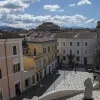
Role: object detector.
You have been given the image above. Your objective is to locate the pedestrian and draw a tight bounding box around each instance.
[72,61,75,69]
[75,62,78,72]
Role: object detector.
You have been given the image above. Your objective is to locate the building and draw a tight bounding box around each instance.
[0,31,23,100]
[56,31,97,65]
[23,36,57,84]
[36,22,60,31]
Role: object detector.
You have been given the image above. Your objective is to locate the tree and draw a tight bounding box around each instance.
[22,39,28,48]
[67,54,75,65]
[22,39,29,55]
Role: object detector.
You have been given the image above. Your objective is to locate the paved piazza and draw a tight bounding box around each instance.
[16,68,100,100]
[66,90,100,100]
[56,71,94,90]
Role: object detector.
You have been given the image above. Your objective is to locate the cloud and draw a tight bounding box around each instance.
[58,9,64,12]
[0,0,39,13]
[44,4,61,12]
[77,0,91,6]
[69,4,75,7]
[0,12,97,29]
[85,19,97,24]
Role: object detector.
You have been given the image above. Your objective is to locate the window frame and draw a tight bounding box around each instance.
[70,42,72,46]
[77,50,79,54]
[77,42,80,46]
[76,56,80,61]
[85,42,87,46]
[63,56,66,61]
[48,46,50,52]
[13,63,20,73]
[70,50,72,55]
[63,49,65,54]
[33,48,36,56]
[63,42,65,46]
[12,45,17,55]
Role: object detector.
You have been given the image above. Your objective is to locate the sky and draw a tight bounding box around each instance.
[0,0,99,29]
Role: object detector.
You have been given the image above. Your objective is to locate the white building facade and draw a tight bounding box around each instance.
[57,31,97,65]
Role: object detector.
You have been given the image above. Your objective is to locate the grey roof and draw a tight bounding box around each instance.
[28,37,57,43]
[55,31,97,39]
[0,30,23,39]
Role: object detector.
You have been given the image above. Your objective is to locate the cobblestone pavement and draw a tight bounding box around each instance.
[66,90,100,100]
[56,71,94,90]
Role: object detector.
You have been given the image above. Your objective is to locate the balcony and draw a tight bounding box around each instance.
[34,53,42,60]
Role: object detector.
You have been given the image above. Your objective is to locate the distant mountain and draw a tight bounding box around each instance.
[63,26,96,29]
[0,26,24,31]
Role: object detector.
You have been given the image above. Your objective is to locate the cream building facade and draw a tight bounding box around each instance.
[56,31,97,65]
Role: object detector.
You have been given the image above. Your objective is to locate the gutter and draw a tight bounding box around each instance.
[4,39,11,99]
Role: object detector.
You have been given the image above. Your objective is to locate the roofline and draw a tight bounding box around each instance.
[28,39,57,43]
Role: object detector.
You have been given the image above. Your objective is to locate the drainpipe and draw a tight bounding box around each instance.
[4,39,11,100]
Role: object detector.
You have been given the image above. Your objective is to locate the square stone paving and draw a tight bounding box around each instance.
[56,71,93,90]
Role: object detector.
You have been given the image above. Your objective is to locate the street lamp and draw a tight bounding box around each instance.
[54,69,56,91]
[63,63,66,86]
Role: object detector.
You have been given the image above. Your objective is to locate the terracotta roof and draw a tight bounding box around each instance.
[0,30,23,39]
[55,31,97,39]
[28,37,57,43]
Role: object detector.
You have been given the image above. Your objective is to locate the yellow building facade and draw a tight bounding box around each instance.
[23,37,57,83]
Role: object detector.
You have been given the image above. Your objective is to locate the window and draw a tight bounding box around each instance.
[37,74,39,82]
[48,57,50,62]
[44,59,46,64]
[0,69,2,79]
[63,42,65,46]
[70,50,72,54]
[85,42,87,46]
[70,42,72,46]
[84,57,87,61]
[52,46,53,50]
[48,47,50,52]
[13,63,20,73]
[76,56,80,61]
[57,50,59,53]
[55,53,57,58]
[0,90,2,100]
[43,48,46,53]
[25,79,29,87]
[63,50,65,54]
[77,50,79,54]
[57,42,59,45]
[52,55,53,59]
[13,46,17,55]
[63,56,66,61]
[85,50,87,55]
[77,42,80,46]
[34,48,36,56]
[55,45,57,50]
[32,75,35,84]
[40,71,42,79]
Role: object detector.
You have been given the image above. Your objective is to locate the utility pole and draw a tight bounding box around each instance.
[54,70,55,91]
[63,64,66,86]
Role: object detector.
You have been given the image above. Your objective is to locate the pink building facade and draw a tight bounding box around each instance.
[0,38,24,100]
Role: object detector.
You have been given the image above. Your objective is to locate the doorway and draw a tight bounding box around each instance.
[0,90,2,100]
[15,82,20,95]
[49,66,51,74]
[45,68,46,76]
[36,73,39,82]
[84,57,87,65]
